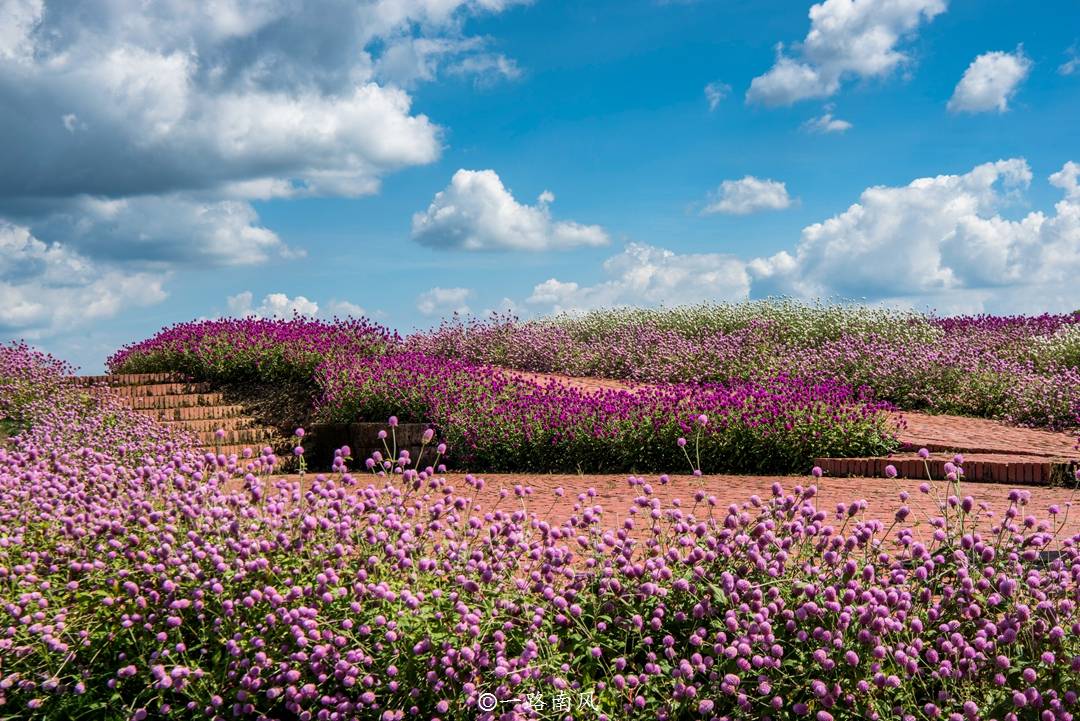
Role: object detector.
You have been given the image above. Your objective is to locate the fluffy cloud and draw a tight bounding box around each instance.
[0,221,166,336]
[224,292,367,319]
[524,160,1080,316]
[747,0,946,106]
[702,176,793,215]
[0,0,527,267]
[802,106,853,133]
[411,169,610,251]
[704,81,730,111]
[947,48,1032,113]
[17,195,296,267]
[749,159,1080,309]
[416,287,473,316]
[226,292,319,319]
[525,243,751,313]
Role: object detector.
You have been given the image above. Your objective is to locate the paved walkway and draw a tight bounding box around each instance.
[267,470,1080,543]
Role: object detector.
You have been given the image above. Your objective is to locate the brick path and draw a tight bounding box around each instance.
[270,470,1080,543]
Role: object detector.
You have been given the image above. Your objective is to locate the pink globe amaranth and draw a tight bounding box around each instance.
[885,464,898,478]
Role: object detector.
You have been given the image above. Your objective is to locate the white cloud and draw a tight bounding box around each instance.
[704,81,730,111]
[324,299,367,318]
[224,292,368,319]
[0,0,42,62]
[417,286,473,316]
[526,243,751,313]
[23,195,296,267]
[948,48,1031,113]
[1060,45,1079,76]
[802,106,853,133]
[702,176,793,215]
[747,0,946,106]
[375,35,522,88]
[411,169,610,251]
[520,160,1080,317]
[0,0,529,267]
[749,159,1080,309]
[226,291,319,319]
[0,221,166,336]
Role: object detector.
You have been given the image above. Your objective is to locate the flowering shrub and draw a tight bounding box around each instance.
[1,371,1079,719]
[411,303,1080,429]
[108,316,400,383]
[315,352,898,473]
[1,342,74,433]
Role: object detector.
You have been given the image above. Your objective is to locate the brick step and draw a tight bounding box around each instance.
[93,381,214,398]
[148,405,249,421]
[161,417,263,433]
[200,444,288,460]
[74,372,189,386]
[128,393,230,410]
[814,453,1080,486]
[190,428,280,444]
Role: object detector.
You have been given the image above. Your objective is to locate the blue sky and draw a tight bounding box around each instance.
[1,0,1079,371]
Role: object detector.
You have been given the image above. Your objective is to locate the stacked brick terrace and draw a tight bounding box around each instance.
[74,373,283,456]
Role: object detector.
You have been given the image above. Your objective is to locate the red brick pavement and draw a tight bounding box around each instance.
[267,470,1080,543]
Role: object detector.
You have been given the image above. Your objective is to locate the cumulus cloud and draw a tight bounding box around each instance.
[224,292,367,319]
[702,176,793,215]
[749,159,1080,309]
[522,160,1080,316]
[525,243,751,313]
[0,220,166,336]
[416,287,473,316]
[324,299,368,318]
[947,48,1031,113]
[411,169,610,251]
[802,106,853,133]
[0,0,528,267]
[747,0,946,106]
[704,81,730,111]
[226,291,319,319]
[16,195,296,267]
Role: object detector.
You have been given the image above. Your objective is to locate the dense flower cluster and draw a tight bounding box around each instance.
[1,345,1079,720]
[316,352,897,473]
[108,316,401,383]
[410,302,1080,429]
[1,342,74,433]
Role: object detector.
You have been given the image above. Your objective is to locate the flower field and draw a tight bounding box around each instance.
[411,302,1080,430]
[107,309,908,474]
[3,341,1080,719]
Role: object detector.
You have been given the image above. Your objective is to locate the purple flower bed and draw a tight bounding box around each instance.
[108,316,400,383]
[1,344,1079,720]
[1,342,74,433]
[105,311,900,473]
[316,352,898,473]
[409,303,1080,430]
